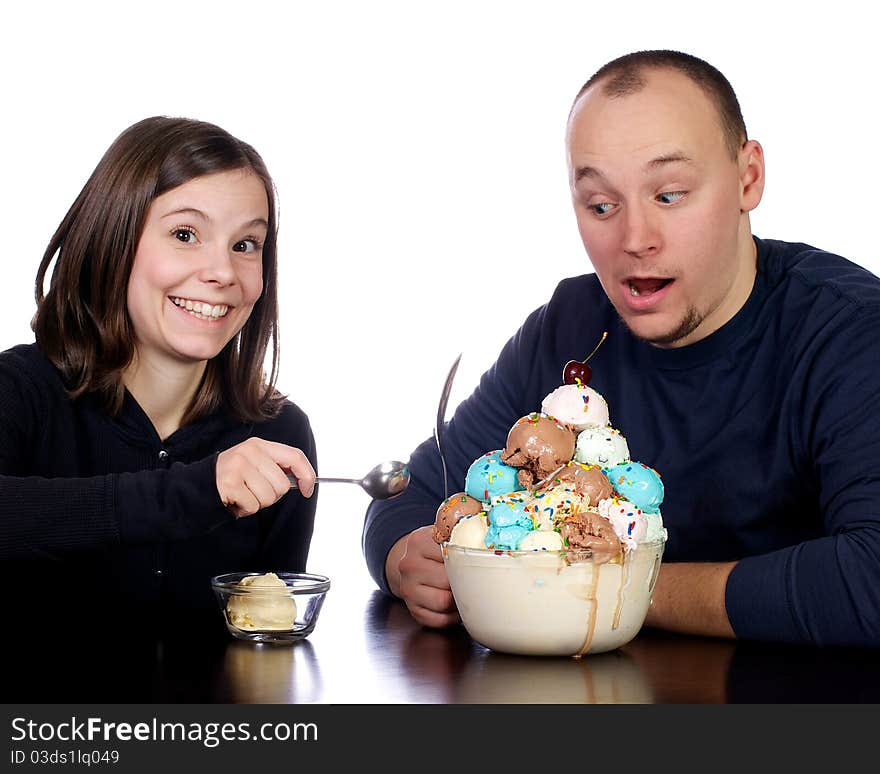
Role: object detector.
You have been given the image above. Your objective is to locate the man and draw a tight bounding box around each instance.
[362,50,880,647]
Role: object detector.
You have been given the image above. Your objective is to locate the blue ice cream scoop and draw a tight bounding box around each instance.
[465,450,523,504]
[605,461,664,513]
[484,524,532,550]
[488,496,536,528]
[484,496,536,550]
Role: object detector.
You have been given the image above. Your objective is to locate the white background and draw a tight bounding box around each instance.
[2,1,877,591]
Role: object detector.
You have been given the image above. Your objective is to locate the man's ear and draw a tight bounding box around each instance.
[739,139,765,213]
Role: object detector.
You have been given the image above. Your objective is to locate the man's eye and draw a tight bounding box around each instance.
[172,227,197,243]
[657,191,686,204]
[590,202,615,216]
[232,238,262,254]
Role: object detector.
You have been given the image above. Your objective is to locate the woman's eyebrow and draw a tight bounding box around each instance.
[159,210,268,229]
[160,207,210,221]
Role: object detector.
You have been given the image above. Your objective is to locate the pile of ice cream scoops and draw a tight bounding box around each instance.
[432,379,666,561]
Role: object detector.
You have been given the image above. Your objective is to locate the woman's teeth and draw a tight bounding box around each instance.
[171,297,229,319]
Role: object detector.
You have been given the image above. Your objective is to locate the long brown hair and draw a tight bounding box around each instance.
[33,116,284,424]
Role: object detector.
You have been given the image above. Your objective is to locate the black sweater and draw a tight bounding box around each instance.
[363,236,880,647]
[0,344,317,628]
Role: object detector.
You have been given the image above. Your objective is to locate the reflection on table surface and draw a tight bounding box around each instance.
[9,582,880,703]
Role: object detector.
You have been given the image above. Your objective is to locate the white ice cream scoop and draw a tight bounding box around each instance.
[541,383,610,430]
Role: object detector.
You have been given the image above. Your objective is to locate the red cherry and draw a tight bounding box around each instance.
[562,360,592,385]
[562,331,608,385]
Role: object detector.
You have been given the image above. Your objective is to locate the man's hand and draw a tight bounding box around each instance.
[645,561,737,638]
[385,525,460,628]
[216,437,316,518]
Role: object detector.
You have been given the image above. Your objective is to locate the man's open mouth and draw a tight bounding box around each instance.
[627,278,673,297]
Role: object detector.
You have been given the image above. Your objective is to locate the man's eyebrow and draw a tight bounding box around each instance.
[574,153,695,184]
[645,152,694,170]
[574,165,607,184]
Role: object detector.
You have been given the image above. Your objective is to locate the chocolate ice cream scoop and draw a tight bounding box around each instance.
[433,492,484,544]
[540,461,613,506]
[501,412,576,489]
[559,511,623,563]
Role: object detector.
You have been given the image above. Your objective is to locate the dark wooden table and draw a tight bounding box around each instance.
[11,578,880,703]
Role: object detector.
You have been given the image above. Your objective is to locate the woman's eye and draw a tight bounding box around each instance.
[657,191,686,204]
[173,227,197,243]
[590,202,615,216]
[232,238,261,254]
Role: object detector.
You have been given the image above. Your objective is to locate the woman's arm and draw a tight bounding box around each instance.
[253,402,319,572]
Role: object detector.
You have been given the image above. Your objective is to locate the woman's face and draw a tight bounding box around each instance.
[126,168,268,367]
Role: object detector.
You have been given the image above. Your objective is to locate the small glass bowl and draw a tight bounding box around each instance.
[211,571,330,644]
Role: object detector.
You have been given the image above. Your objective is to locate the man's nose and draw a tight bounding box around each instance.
[621,202,660,257]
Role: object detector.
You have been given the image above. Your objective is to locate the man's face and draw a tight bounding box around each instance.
[566,68,762,347]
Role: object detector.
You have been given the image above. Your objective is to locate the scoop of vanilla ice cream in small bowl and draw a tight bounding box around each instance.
[212,571,330,644]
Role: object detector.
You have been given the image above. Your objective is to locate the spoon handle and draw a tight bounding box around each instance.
[286,474,360,489]
[434,353,462,499]
[433,428,447,500]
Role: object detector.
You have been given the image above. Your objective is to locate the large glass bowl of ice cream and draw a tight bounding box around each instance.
[433,343,667,657]
[442,538,664,657]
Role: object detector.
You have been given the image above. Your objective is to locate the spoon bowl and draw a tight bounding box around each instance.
[287,460,410,500]
[358,460,411,499]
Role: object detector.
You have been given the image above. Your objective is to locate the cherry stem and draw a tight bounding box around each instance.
[582,331,608,363]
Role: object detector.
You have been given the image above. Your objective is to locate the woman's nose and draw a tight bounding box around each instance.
[198,242,237,286]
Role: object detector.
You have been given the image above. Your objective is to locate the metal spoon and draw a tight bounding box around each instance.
[286,460,411,500]
[434,353,462,499]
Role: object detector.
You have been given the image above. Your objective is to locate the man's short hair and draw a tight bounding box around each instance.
[573,50,747,159]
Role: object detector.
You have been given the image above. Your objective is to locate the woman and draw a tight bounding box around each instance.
[0,116,317,631]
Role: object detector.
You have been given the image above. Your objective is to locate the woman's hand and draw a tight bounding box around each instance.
[216,437,316,518]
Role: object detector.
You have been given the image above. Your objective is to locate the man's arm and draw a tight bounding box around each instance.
[721,301,880,647]
[645,287,880,647]
[645,561,737,638]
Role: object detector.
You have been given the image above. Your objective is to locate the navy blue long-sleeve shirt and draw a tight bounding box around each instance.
[0,343,317,629]
[363,236,880,647]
